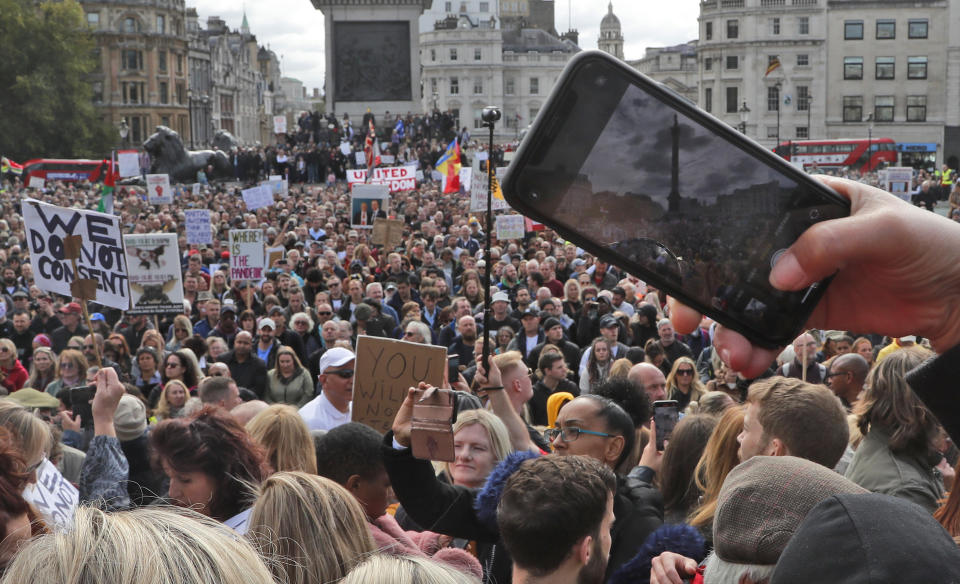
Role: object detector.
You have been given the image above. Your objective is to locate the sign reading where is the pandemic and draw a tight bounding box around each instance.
[229,229,265,282]
[23,199,130,310]
[124,233,184,315]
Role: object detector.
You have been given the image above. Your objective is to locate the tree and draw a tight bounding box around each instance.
[0,0,113,161]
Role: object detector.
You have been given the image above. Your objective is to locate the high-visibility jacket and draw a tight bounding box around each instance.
[942,168,954,186]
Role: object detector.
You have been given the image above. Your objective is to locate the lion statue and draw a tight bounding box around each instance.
[212,129,240,153]
[143,126,233,183]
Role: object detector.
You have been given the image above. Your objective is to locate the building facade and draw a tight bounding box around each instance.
[598,2,624,60]
[81,0,190,148]
[631,42,699,105]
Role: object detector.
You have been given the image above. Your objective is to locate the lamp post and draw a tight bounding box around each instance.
[479,105,501,373]
[738,100,750,134]
[806,95,813,139]
[775,81,782,152]
[432,91,439,113]
[119,118,129,147]
[201,94,210,146]
[866,112,875,172]
[187,88,194,149]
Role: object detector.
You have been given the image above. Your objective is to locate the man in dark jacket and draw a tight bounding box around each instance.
[217,331,268,398]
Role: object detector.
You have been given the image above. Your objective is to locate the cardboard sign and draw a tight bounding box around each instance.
[146,174,173,204]
[470,166,510,212]
[118,149,141,178]
[459,167,472,193]
[273,115,287,134]
[192,182,201,195]
[28,176,45,189]
[229,229,265,282]
[242,185,273,211]
[496,215,526,240]
[23,199,129,310]
[185,209,213,245]
[355,151,367,166]
[883,166,914,201]
[351,184,390,229]
[371,166,416,192]
[347,169,367,184]
[266,246,285,269]
[351,336,447,434]
[125,233,184,315]
[372,218,405,248]
[22,459,78,528]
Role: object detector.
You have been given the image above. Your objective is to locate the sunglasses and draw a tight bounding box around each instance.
[317,311,332,316]
[166,362,181,368]
[0,347,8,354]
[677,369,695,376]
[325,369,354,379]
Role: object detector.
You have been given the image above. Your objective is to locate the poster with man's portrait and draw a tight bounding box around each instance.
[350,184,390,229]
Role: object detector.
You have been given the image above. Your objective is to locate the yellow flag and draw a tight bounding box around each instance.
[491,174,504,200]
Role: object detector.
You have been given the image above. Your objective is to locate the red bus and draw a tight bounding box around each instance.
[774,138,897,172]
[22,158,111,183]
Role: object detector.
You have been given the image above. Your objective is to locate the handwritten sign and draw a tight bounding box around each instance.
[185,209,213,245]
[23,199,129,310]
[22,459,78,528]
[146,174,173,204]
[273,115,287,134]
[470,166,510,212]
[496,215,526,240]
[28,176,45,189]
[266,246,285,269]
[242,185,273,211]
[118,149,141,178]
[372,218,405,248]
[229,229,265,282]
[352,336,447,434]
[125,233,184,315]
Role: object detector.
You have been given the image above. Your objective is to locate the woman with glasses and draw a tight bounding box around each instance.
[157,350,202,405]
[43,349,88,397]
[291,312,322,357]
[26,347,56,394]
[495,326,515,355]
[266,346,314,408]
[666,356,707,412]
[165,315,193,353]
[0,339,28,394]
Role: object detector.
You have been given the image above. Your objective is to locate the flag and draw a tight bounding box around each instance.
[98,158,115,214]
[491,173,504,201]
[435,139,461,194]
[363,119,380,172]
[1,157,23,176]
[765,58,781,77]
[394,118,405,141]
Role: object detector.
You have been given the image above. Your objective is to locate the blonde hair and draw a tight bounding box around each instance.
[443,409,513,482]
[154,380,189,422]
[608,357,633,380]
[342,554,480,584]
[55,349,88,382]
[0,506,275,584]
[689,405,745,530]
[0,339,16,364]
[0,401,52,463]
[492,350,524,378]
[665,357,706,401]
[246,405,318,474]
[247,472,375,584]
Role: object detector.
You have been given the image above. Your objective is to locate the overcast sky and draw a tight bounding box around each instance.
[190,0,699,96]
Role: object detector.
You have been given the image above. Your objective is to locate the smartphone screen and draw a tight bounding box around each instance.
[653,400,680,451]
[504,52,850,347]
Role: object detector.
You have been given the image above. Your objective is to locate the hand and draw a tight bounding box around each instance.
[938,456,956,492]
[669,176,960,378]
[58,411,82,433]
[92,367,125,437]
[638,419,665,474]
[650,551,699,584]
[473,353,503,389]
[392,382,432,448]
[451,372,470,394]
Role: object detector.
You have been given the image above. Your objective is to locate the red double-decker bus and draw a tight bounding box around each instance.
[775,138,898,172]
[22,158,111,183]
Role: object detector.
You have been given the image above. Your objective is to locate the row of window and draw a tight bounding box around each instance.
[431,76,540,95]
[429,47,484,62]
[705,16,810,40]
[843,56,928,80]
[87,13,181,36]
[121,49,185,75]
[705,53,809,72]
[844,19,928,40]
[443,1,491,12]
[843,95,927,122]
[704,85,810,113]
[119,80,187,106]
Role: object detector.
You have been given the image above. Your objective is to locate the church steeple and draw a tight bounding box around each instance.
[598,2,624,60]
[241,9,250,35]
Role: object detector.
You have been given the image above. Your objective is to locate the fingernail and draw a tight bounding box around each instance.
[769,251,808,290]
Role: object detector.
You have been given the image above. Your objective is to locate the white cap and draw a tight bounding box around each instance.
[259,318,276,331]
[491,291,510,304]
[319,347,355,373]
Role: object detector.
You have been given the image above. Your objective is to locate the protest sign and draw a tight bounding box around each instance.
[415,170,424,182]
[184,209,213,245]
[352,336,447,434]
[118,149,141,178]
[192,183,201,195]
[266,246,285,269]
[242,185,273,211]
[371,166,416,192]
[28,176,45,189]
[146,174,173,205]
[22,459,78,528]
[347,169,367,184]
[23,200,129,310]
[380,155,396,165]
[372,218,405,248]
[264,175,288,197]
[883,167,914,202]
[229,229,265,282]
[459,167,472,193]
[351,184,390,229]
[124,233,184,315]
[340,141,352,156]
[470,166,510,212]
[496,215,526,240]
[355,151,367,167]
[273,115,287,134]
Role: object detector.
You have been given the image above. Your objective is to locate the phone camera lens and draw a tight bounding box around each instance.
[530,192,540,200]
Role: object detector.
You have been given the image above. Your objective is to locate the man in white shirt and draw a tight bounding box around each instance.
[299,347,356,432]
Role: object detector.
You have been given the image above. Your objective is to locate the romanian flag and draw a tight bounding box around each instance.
[1,157,23,176]
[98,158,116,214]
[435,139,461,194]
[765,58,781,77]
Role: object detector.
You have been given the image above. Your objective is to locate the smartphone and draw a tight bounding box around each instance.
[502,51,850,348]
[653,400,680,451]
[69,385,97,430]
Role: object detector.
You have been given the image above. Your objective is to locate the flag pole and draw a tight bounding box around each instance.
[480,106,501,371]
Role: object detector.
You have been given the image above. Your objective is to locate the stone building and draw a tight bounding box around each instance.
[631,42,699,105]
[598,2,624,60]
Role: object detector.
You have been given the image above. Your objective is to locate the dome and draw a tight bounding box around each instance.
[601,2,620,29]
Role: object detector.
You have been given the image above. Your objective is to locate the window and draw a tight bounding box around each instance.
[875,56,895,79]
[505,78,515,95]
[157,15,165,34]
[909,19,928,39]
[770,17,780,35]
[704,57,713,71]
[176,83,185,105]
[474,48,482,61]
[86,12,99,28]
[908,56,928,79]
[430,49,436,61]
[843,96,863,122]
[726,55,739,70]
[767,85,780,111]
[529,107,539,121]
[705,21,713,40]
[844,20,863,40]
[796,126,809,139]
[844,57,863,80]
[530,78,539,95]
[797,85,810,111]
[460,2,467,11]
[874,96,894,121]
[430,77,437,95]
[122,49,143,70]
[450,48,458,61]
[450,77,459,94]
[727,20,738,39]
[473,78,483,94]
[480,1,489,11]
[161,116,170,127]
[445,1,452,11]
[726,86,738,114]
[704,87,713,113]
[797,54,809,66]
[769,54,780,66]
[798,16,810,35]
[122,82,145,104]
[876,19,896,39]
[474,109,484,129]
[158,51,167,72]
[176,54,183,75]
[767,127,778,139]
[123,17,139,33]
[92,81,103,102]
[159,82,168,104]
[907,95,927,121]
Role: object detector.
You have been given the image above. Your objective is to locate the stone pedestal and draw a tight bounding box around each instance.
[311,0,433,121]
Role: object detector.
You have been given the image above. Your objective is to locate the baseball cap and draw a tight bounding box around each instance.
[318,347,355,374]
[599,315,619,328]
[90,313,106,322]
[220,303,238,315]
[59,302,82,314]
[520,307,540,319]
[259,318,276,330]
[491,291,510,304]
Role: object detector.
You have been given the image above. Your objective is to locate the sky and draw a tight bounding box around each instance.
[190,0,700,96]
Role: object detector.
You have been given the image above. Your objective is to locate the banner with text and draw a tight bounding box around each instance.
[146,174,173,205]
[371,166,416,192]
[496,215,526,240]
[242,185,273,211]
[23,200,129,310]
[124,233,184,315]
[229,229,265,282]
[22,459,78,528]
[347,169,367,185]
[184,209,213,245]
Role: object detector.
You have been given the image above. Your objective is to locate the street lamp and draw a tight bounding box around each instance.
[187,88,194,149]
[738,100,750,134]
[806,95,813,140]
[432,91,439,113]
[119,118,129,147]
[201,94,210,146]
[866,112,875,172]
[775,81,782,151]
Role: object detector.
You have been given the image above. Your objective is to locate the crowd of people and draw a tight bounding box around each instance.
[0,142,958,584]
